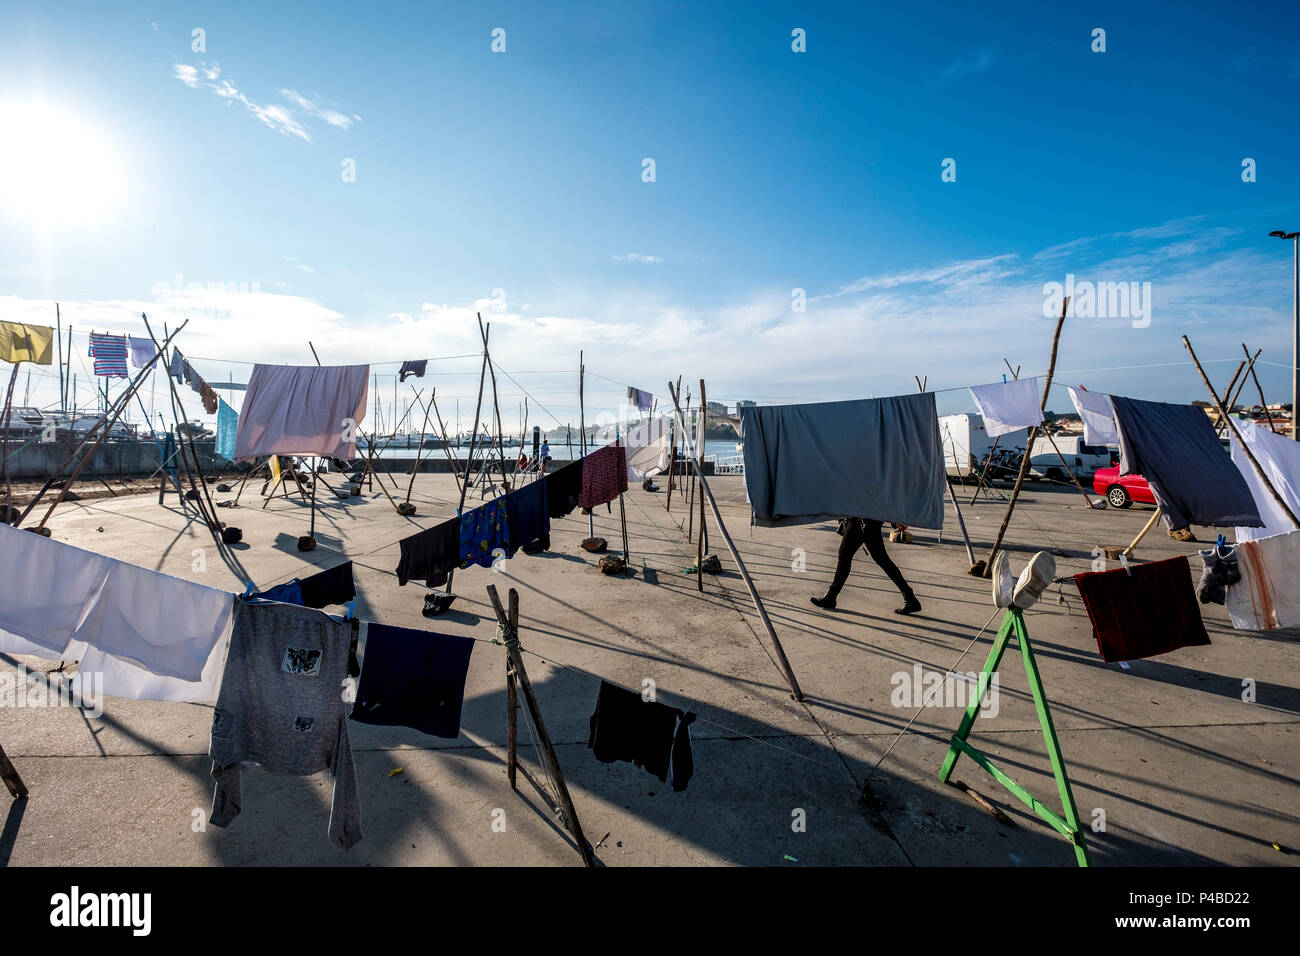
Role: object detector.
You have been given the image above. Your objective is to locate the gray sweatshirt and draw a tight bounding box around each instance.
[208,600,362,849]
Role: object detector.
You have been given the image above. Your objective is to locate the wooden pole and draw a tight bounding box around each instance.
[1183,335,1300,529]
[477,314,512,492]
[668,382,804,701]
[1243,344,1278,434]
[0,741,27,799]
[485,584,595,867]
[428,391,464,496]
[579,352,593,538]
[980,297,1070,576]
[1042,431,1101,508]
[405,389,433,504]
[506,589,519,790]
[2,362,20,520]
[916,376,977,565]
[1121,508,1162,557]
[443,338,490,595]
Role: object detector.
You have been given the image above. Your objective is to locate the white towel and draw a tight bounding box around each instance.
[1067,387,1119,446]
[0,523,233,682]
[1229,418,1300,543]
[969,377,1044,437]
[128,335,157,369]
[1226,529,1300,630]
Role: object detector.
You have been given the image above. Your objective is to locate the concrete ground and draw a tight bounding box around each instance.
[1,468,1297,867]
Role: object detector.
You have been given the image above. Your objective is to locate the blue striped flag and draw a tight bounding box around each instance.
[89,333,129,379]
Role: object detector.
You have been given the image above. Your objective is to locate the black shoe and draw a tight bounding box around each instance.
[895,596,922,615]
[810,594,838,610]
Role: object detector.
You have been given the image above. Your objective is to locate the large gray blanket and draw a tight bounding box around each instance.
[739,392,946,529]
[1110,395,1262,530]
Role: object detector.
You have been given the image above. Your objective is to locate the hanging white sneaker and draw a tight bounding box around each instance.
[991,550,1014,608]
[1012,551,1056,610]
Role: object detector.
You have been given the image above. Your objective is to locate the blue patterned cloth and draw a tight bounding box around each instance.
[215,398,238,460]
[459,497,510,569]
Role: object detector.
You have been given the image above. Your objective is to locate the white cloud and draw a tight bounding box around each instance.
[172,64,357,143]
[613,253,663,264]
[941,49,994,81]
[5,218,1293,424]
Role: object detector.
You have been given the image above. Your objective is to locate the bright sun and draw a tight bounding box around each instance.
[0,101,126,231]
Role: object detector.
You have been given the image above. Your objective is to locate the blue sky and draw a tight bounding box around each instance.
[1,0,1298,430]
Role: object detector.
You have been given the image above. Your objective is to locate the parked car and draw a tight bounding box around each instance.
[1027,435,1114,482]
[1093,465,1157,508]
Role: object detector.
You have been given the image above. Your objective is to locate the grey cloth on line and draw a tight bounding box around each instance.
[1111,395,1263,530]
[208,600,362,850]
[738,391,946,529]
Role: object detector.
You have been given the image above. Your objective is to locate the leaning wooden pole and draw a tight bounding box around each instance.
[443,339,490,596]
[0,740,27,799]
[668,382,804,701]
[1243,343,1278,434]
[404,389,433,505]
[979,297,1070,576]
[485,584,595,867]
[477,314,512,493]
[1183,335,1300,529]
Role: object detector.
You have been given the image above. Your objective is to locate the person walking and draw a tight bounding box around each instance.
[540,439,551,474]
[811,517,922,615]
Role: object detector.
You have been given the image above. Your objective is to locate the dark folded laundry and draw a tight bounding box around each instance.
[299,561,356,609]
[505,479,549,556]
[1110,396,1262,530]
[587,680,695,792]
[1074,555,1212,662]
[1197,546,1240,605]
[578,445,628,510]
[544,458,583,519]
[351,623,474,738]
[399,359,427,382]
[396,516,461,588]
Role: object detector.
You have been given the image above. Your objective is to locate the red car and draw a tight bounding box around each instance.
[1093,466,1157,509]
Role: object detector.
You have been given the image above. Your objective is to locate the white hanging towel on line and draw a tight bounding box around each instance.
[0,522,233,683]
[1226,529,1300,630]
[127,335,157,369]
[66,615,233,704]
[1229,418,1300,543]
[1067,387,1120,446]
[969,377,1044,438]
[626,416,671,481]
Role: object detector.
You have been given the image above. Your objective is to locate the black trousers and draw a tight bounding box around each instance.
[825,518,914,601]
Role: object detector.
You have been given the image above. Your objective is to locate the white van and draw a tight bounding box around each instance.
[1027,435,1113,482]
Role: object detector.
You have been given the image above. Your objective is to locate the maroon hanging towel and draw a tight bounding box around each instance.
[1073,555,1211,662]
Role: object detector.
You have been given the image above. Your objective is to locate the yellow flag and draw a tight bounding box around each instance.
[0,321,54,365]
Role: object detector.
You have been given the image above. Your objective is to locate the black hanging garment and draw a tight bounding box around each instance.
[399,359,428,382]
[587,680,695,791]
[396,516,462,587]
[298,561,357,609]
[544,458,584,519]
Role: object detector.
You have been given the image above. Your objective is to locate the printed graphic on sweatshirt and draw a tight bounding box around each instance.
[211,708,232,739]
[281,646,322,676]
[293,716,315,733]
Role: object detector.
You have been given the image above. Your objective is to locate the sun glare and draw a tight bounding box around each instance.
[0,101,126,232]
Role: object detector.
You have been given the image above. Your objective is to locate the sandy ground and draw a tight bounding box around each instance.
[1,470,1297,867]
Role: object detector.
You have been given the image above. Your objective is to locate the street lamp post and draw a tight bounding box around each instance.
[1269,230,1300,439]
